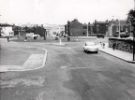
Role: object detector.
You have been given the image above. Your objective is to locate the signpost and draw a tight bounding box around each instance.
[133,30,135,61]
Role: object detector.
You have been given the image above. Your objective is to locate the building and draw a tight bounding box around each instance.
[107,20,131,37]
[0,24,14,37]
[45,25,65,38]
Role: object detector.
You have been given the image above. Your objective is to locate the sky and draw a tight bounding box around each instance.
[0,0,134,25]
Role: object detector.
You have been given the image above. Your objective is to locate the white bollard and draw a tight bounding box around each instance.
[59,38,62,45]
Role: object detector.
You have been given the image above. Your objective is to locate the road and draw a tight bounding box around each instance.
[0,42,135,100]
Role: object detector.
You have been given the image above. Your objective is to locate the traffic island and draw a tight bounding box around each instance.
[0,45,48,72]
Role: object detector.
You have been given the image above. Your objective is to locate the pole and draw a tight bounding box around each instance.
[133,33,135,61]
[0,15,1,37]
[59,26,62,45]
[91,24,93,35]
[133,0,135,61]
[118,19,121,38]
[134,0,135,10]
[67,21,70,41]
[87,23,88,37]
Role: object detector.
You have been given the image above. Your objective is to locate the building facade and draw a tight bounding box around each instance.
[0,24,14,37]
[45,25,65,38]
[107,20,131,37]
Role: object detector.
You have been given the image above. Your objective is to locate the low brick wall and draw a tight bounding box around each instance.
[109,38,135,53]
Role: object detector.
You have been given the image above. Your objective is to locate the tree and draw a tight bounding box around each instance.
[128,10,135,26]
[33,26,46,40]
[67,21,71,41]
[128,9,135,61]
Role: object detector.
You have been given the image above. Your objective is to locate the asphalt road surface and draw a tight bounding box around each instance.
[0,42,135,100]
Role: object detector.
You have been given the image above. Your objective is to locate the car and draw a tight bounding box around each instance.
[83,42,99,53]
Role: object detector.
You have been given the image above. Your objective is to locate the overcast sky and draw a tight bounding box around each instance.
[0,0,134,25]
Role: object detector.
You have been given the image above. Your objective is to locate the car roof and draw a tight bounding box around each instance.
[85,42,95,45]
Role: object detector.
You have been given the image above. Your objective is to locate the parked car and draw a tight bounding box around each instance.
[26,33,39,40]
[83,42,99,53]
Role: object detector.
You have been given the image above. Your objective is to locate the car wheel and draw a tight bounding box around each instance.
[84,50,87,53]
[95,51,98,53]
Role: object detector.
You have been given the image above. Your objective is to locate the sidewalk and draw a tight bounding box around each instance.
[0,38,48,72]
[99,44,135,63]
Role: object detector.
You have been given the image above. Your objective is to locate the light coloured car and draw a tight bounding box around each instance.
[83,42,98,53]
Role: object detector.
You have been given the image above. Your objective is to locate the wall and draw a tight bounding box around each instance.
[109,38,134,53]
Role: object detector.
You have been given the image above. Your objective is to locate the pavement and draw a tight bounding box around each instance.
[0,38,48,72]
[99,43,135,63]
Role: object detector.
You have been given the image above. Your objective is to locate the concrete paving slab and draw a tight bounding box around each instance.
[0,48,47,72]
[99,44,135,63]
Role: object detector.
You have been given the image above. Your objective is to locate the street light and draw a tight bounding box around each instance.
[133,0,135,61]
[0,15,1,23]
[87,23,89,37]
[0,15,1,37]
[134,0,135,10]
[59,26,62,45]
[118,19,121,38]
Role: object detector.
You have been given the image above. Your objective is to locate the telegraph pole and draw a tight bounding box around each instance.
[118,19,121,38]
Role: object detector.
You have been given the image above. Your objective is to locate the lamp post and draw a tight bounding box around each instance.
[87,23,89,37]
[133,28,135,61]
[134,0,135,10]
[67,21,70,41]
[0,15,1,37]
[133,0,135,61]
[118,19,121,38]
[59,26,62,45]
